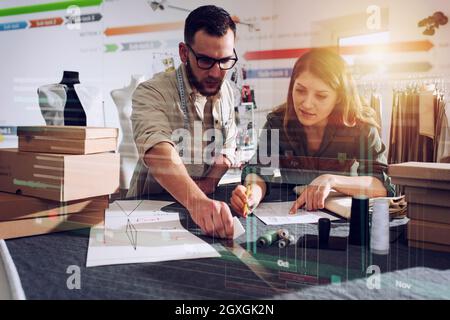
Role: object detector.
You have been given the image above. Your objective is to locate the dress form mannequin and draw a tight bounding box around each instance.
[38,83,66,125]
[60,71,86,126]
[111,74,147,190]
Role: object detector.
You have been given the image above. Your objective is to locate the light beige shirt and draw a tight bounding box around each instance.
[127,64,237,197]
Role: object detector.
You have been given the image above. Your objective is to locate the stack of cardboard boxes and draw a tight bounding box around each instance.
[0,126,120,239]
[389,162,450,253]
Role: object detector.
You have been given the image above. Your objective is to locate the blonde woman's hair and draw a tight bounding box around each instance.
[276,48,377,137]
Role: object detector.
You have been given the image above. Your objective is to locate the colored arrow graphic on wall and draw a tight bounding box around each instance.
[247,62,433,79]
[104,21,184,36]
[0,12,103,32]
[243,40,434,61]
[0,21,27,31]
[103,15,246,37]
[105,44,119,53]
[247,68,292,79]
[123,40,162,51]
[105,41,163,53]
[30,17,63,28]
[66,13,102,24]
[0,0,102,17]
[353,62,433,74]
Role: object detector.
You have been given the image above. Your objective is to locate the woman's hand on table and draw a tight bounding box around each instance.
[290,174,335,213]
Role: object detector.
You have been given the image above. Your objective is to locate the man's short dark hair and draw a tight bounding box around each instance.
[184,5,236,45]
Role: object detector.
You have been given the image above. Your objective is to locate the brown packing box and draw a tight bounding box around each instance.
[18,135,118,155]
[404,186,450,207]
[389,162,450,190]
[408,203,450,224]
[0,191,109,221]
[407,219,450,246]
[408,240,450,254]
[0,209,105,240]
[388,162,450,180]
[0,148,120,201]
[391,177,450,190]
[17,126,118,155]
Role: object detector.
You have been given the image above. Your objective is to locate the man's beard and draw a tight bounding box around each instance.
[186,60,223,97]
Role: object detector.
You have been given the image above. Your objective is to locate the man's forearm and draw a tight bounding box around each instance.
[203,154,232,187]
[144,142,208,211]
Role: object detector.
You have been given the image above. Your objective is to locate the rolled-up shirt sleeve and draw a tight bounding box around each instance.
[131,82,175,168]
[357,125,396,197]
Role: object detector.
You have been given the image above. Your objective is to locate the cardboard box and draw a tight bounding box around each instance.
[408,203,450,225]
[408,219,450,246]
[390,177,450,190]
[408,240,450,253]
[0,148,120,201]
[389,162,450,190]
[18,126,118,155]
[0,209,104,240]
[388,162,450,181]
[0,192,109,221]
[405,186,450,207]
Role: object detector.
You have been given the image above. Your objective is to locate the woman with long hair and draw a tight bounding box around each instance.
[230,48,395,216]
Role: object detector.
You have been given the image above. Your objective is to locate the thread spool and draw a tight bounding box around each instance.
[287,234,295,245]
[278,234,295,248]
[257,230,279,248]
[278,238,288,248]
[277,228,289,239]
[349,195,370,247]
[370,198,390,255]
[318,218,331,246]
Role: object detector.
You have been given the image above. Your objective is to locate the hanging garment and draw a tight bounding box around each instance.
[399,91,408,163]
[419,88,435,139]
[388,91,400,164]
[389,84,448,165]
[409,91,420,161]
[434,95,443,161]
[436,99,450,163]
[370,93,382,133]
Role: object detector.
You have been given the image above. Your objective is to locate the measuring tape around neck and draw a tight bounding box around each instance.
[176,67,190,132]
[175,66,228,149]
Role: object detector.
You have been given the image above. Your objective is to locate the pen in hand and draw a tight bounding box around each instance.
[243,184,252,217]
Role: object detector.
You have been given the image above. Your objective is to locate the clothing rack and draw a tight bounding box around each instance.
[356,81,383,132]
[388,78,448,165]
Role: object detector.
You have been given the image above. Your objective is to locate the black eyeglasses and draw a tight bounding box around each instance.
[186,44,238,70]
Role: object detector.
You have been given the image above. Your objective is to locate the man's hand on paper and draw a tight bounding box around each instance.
[230,184,263,217]
[189,198,234,239]
[289,174,335,213]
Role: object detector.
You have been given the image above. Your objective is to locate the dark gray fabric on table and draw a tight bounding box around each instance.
[272,267,450,300]
[6,184,450,299]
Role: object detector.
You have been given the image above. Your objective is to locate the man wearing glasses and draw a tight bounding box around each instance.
[128,5,238,239]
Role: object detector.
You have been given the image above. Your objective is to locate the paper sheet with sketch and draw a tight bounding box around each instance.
[253,201,339,225]
[86,200,221,267]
